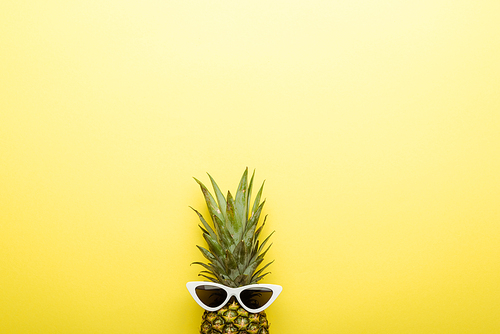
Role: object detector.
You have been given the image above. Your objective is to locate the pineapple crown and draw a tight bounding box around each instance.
[191,168,274,288]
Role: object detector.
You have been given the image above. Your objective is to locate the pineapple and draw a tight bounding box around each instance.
[191,168,275,334]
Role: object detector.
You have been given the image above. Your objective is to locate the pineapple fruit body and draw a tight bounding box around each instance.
[200,299,269,334]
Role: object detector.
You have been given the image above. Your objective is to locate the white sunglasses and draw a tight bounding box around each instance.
[186,281,282,313]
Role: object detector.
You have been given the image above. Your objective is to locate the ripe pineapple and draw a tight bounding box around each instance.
[191,168,275,334]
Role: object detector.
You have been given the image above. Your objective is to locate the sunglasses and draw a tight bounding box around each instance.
[186,281,282,313]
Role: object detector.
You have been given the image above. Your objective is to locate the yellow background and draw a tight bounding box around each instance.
[1,1,499,333]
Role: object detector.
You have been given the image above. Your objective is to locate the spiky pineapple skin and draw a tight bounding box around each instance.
[200,300,270,334]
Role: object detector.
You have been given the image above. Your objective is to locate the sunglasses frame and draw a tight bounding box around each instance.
[186,281,283,313]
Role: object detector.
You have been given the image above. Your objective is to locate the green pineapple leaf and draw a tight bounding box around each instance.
[191,207,217,240]
[234,168,248,236]
[212,214,234,249]
[208,173,227,220]
[251,260,274,281]
[246,170,255,225]
[194,177,223,224]
[251,181,265,219]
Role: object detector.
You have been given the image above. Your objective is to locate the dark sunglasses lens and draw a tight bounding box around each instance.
[240,287,273,310]
[195,285,227,308]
